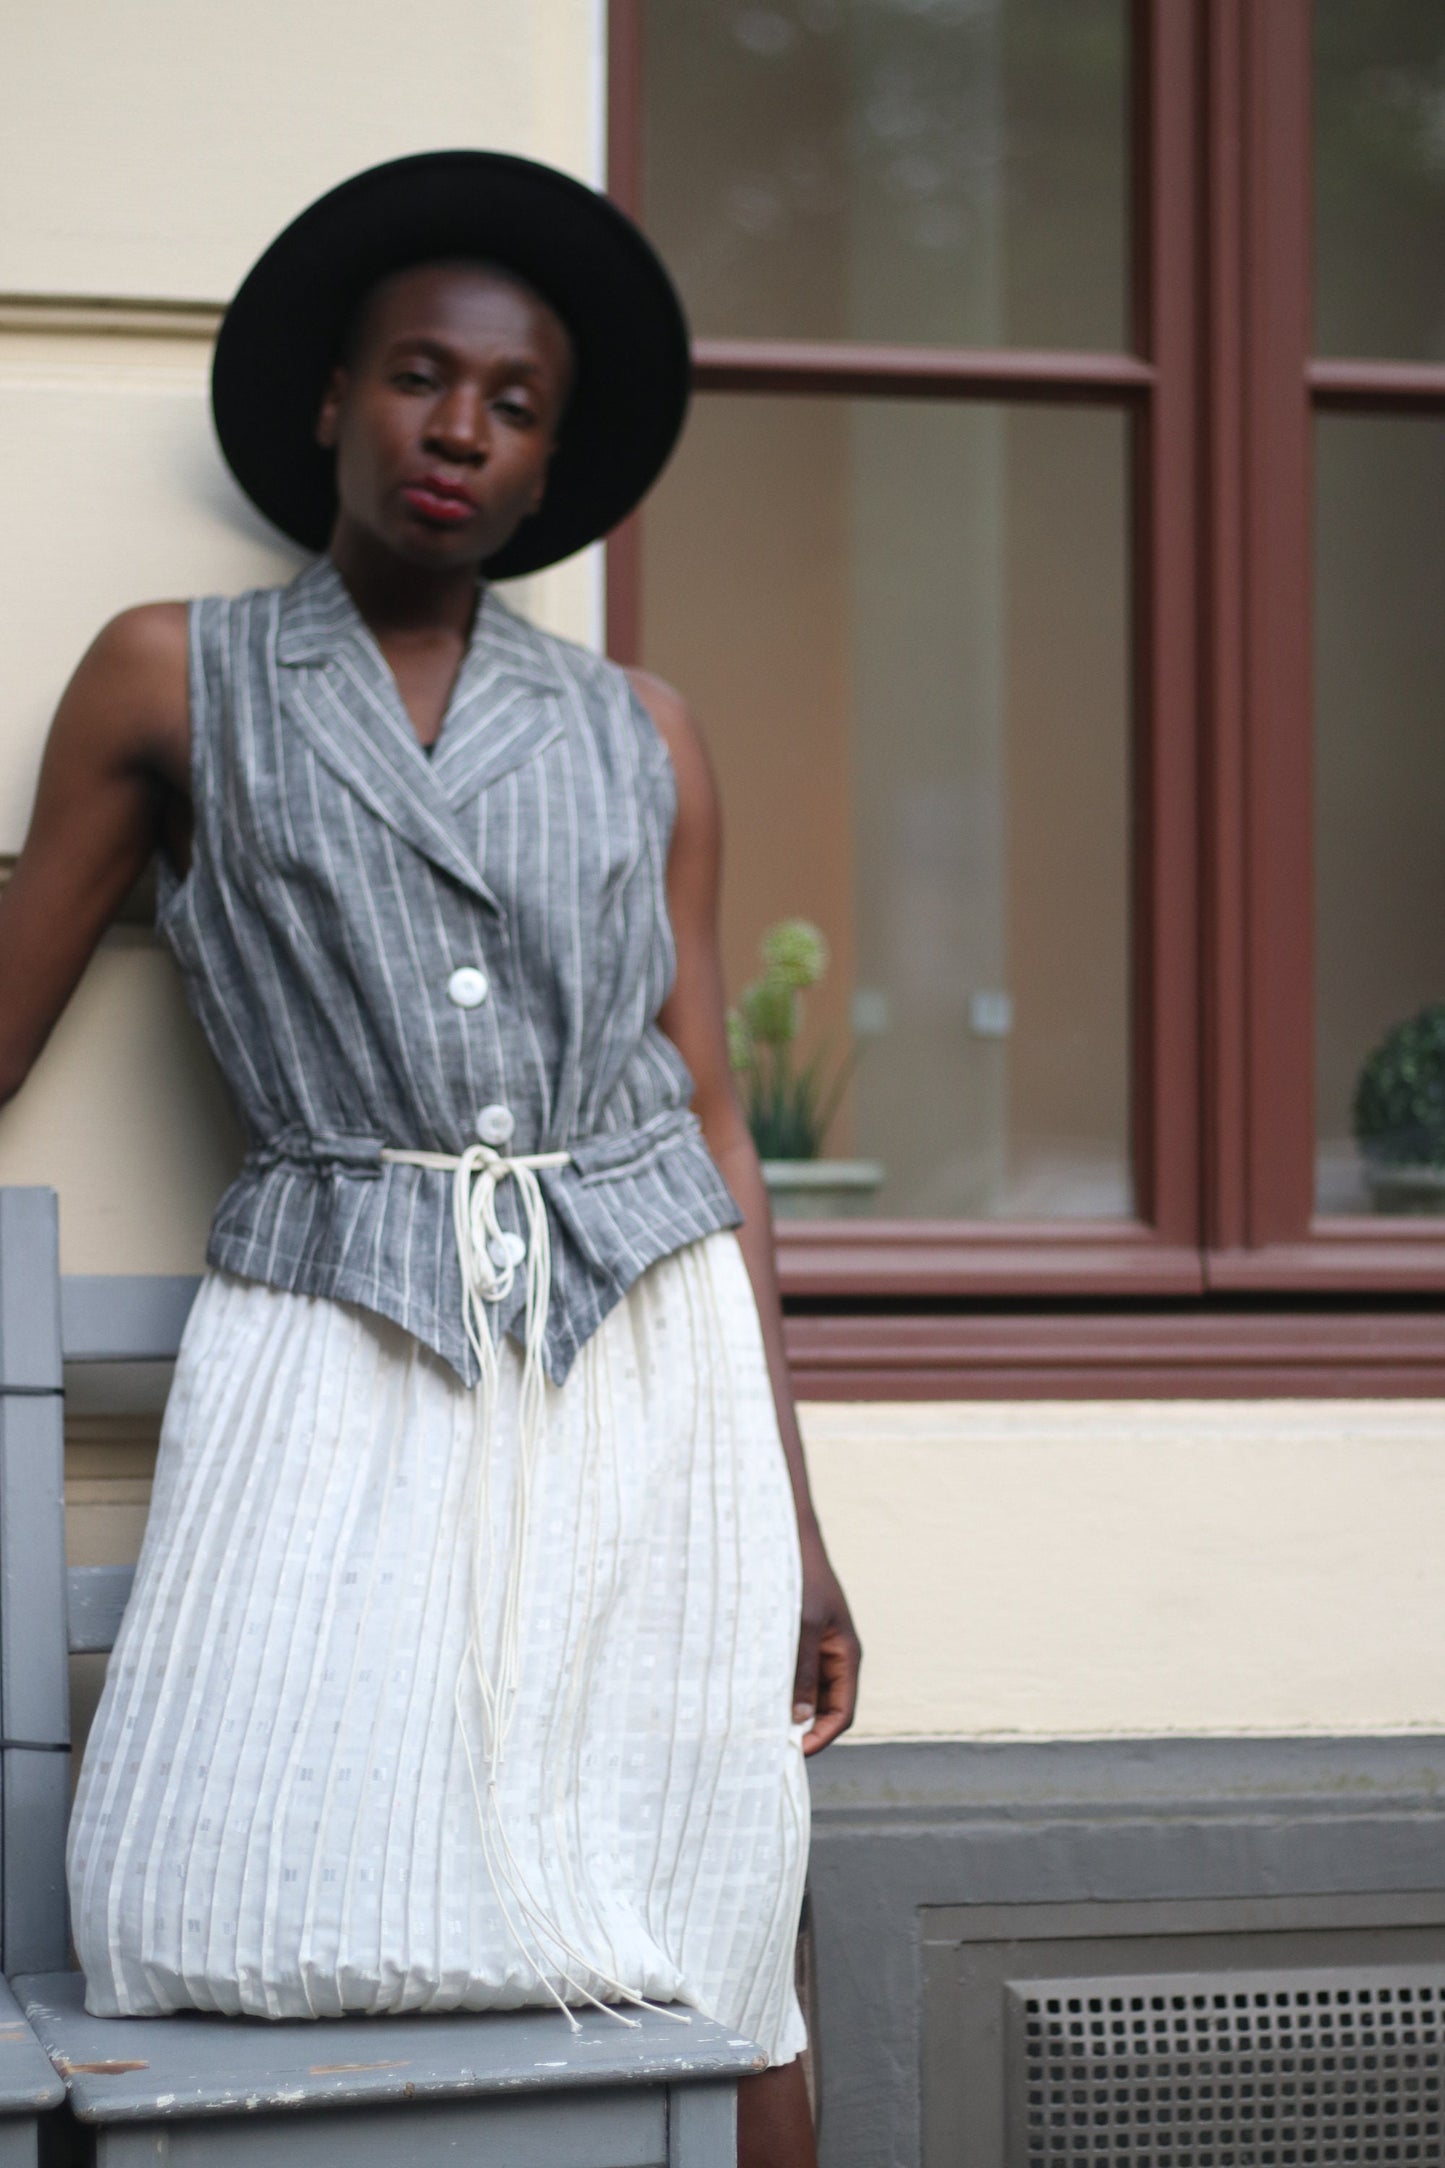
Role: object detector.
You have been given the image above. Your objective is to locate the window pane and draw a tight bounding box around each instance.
[1315,415,1445,1214]
[641,0,1131,352]
[640,396,1133,1220]
[1315,1,1445,360]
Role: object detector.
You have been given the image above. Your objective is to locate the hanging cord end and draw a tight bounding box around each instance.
[432,1140,680,2045]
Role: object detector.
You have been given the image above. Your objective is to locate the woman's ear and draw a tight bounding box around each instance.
[315,367,347,450]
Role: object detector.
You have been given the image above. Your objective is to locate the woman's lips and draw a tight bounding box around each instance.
[401,482,476,526]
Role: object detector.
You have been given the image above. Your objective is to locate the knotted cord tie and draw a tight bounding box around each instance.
[380,1139,571,1384]
[377,1138,685,2032]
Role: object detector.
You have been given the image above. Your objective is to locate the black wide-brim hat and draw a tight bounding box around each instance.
[211,149,691,579]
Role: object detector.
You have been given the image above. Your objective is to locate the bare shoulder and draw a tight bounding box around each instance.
[82,603,188,709]
[56,602,189,781]
[624,667,715,798]
[624,667,722,888]
[623,663,692,741]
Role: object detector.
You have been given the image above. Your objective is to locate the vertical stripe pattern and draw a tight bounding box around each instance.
[160,556,741,1385]
[68,1233,808,2065]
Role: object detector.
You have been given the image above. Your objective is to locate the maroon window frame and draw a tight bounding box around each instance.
[1204,0,1445,1298]
[606,0,1445,1395]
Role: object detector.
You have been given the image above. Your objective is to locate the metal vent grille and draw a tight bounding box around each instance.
[1006,1965,1445,2166]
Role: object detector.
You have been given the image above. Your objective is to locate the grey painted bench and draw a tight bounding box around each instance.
[0,1977,63,2168]
[0,1187,762,2163]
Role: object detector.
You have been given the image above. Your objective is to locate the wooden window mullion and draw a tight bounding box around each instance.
[1202,0,1316,1281]
[1131,0,1204,1253]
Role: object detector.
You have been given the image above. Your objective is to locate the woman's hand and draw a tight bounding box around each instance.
[793,1527,862,1756]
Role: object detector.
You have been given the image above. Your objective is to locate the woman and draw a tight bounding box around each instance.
[0,152,858,2165]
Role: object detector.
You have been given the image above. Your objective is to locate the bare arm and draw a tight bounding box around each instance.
[0,604,190,1107]
[629,666,862,1756]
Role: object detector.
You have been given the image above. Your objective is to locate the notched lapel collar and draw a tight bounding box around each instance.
[275,559,503,914]
[429,589,567,810]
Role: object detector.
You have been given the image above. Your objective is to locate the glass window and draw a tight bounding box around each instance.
[1314,413,1445,1215]
[1314,1,1445,361]
[621,0,1445,1313]
[640,394,1133,1219]
[643,0,1132,353]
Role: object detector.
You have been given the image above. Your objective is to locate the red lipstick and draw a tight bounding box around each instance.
[402,476,476,525]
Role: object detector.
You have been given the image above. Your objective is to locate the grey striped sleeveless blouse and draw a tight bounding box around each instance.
[158,554,740,1386]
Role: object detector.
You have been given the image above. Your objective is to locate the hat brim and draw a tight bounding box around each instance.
[211,150,690,580]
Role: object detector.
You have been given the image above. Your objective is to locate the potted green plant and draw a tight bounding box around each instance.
[727,919,882,1217]
[1352,1001,1445,1212]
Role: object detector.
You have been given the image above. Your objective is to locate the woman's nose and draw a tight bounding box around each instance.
[426,389,487,462]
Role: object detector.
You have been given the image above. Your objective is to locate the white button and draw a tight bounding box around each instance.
[475,1103,516,1147]
[446,966,489,1010]
[489,1231,527,1270]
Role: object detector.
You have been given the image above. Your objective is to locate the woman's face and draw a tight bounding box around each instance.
[317,260,574,571]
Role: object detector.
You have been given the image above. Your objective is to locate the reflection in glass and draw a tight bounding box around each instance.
[640,397,1133,1220]
[1315,416,1445,1213]
[1315,1,1445,360]
[642,0,1131,353]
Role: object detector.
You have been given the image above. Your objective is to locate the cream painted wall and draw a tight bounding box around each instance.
[0,0,600,302]
[0,935,243,1272]
[0,323,300,855]
[805,1398,1445,1740]
[0,0,603,1270]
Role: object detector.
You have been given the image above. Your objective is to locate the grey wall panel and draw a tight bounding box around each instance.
[806,1735,1445,2168]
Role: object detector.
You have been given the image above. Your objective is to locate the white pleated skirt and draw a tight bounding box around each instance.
[68,1231,809,2066]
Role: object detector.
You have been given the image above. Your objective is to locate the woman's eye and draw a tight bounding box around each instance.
[392,368,437,392]
[493,397,536,426]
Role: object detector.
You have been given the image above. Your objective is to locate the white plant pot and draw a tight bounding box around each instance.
[760,1158,884,1219]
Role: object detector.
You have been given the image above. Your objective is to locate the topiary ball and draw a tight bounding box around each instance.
[1352,1002,1445,1168]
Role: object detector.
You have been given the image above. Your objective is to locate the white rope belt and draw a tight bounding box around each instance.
[380,1140,571,1381]
[378,1141,684,2032]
